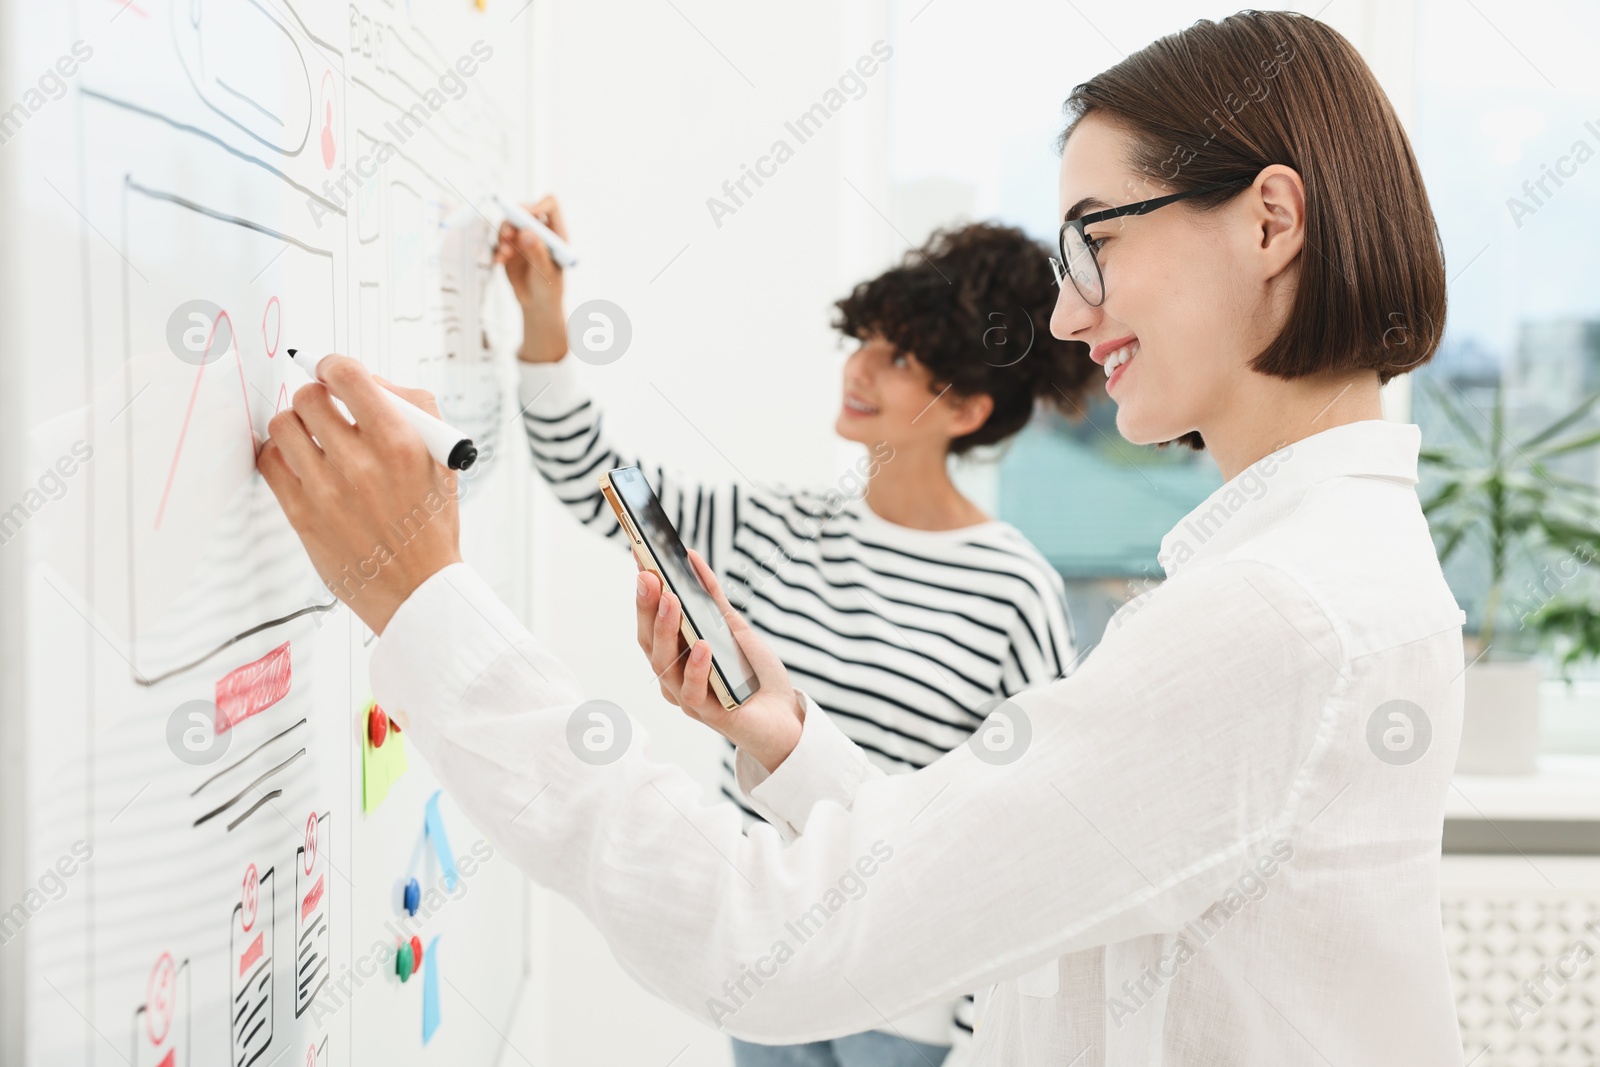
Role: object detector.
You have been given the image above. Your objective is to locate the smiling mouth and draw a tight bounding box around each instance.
[842,395,879,416]
[1104,340,1138,389]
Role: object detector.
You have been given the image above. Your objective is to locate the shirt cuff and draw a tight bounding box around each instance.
[736,688,876,839]
[516,356,586,417]
[369,562,527,731]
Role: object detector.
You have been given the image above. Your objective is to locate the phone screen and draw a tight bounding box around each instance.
[608,467,757,702]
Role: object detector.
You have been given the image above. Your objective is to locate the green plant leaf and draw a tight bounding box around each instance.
[1427,381,1489,451]
[1533,427,1600,461]
[1520,390,1600,452]
[1432,519,1477,566]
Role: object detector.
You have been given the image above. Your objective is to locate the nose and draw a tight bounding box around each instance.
[1049,277,1100,341]
[843,345,873,385]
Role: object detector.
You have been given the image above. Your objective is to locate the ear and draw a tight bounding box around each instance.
[1251,164,1306,282]
[946,392,994,439]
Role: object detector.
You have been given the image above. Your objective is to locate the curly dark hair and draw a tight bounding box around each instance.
[832,222,1101,457]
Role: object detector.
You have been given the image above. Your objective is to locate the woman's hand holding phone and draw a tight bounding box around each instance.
[635,548,804,774]
[494,193,569,364]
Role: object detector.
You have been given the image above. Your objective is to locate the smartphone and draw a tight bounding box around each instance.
[599,466,759,709]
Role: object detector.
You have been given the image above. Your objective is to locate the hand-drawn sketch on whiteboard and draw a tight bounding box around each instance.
[131,953,191,1067]
[294,812,331,1016]
[229,864,275,1067]
[7,0,531,1064]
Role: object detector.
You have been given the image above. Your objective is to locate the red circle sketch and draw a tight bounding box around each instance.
[304,812,318,875]
[145,952,176,1046]
[262,296,281,358]
[241,863,259,932]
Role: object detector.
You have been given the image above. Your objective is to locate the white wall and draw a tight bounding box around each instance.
[514,3,895,1064]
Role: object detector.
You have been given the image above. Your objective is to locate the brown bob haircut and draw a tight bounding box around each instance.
[1057,9,1447,450]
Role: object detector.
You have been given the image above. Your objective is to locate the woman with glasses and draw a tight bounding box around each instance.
[496,213,1095,1066]
[261,9,1466,1064]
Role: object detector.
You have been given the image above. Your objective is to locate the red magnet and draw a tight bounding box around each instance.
[410,935,424,970]
[368,706,388,748]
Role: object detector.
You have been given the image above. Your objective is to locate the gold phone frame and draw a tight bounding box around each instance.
[599,469,750,711]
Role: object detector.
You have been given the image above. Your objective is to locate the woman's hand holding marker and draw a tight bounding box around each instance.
[495,194,571,364]
[259,354,462,636]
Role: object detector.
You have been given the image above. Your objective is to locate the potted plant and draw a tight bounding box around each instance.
[1523,588,1600,678]
[1418,378,1600,774]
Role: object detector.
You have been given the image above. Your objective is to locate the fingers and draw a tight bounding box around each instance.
[516,226,556,276]
[256,437,302,509]
[679,639,712,710]
[632,561,729,717]
[316,355,407,440]
[265,408,327,481]
[650,586,693,690]
[527,195,568,240]
[372,375,441,419]
[635,568,663,653]
[493,222,518,265]
[291,381,356,451]
[495,195,563,280]
[689,549,743,633]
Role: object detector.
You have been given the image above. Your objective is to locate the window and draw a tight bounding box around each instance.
[1411,0,1600,686]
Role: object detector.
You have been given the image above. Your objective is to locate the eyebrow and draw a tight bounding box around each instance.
[1064,196,1112,223]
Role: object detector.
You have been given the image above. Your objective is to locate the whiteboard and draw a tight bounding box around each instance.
[1,1,535,1064]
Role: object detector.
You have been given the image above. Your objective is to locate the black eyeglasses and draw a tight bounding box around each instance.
[1050,180,1250,306]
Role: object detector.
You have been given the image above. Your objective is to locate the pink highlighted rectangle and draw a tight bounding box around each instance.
[238,932,263,976]
[215,642,291,734]
[301,874,324,922]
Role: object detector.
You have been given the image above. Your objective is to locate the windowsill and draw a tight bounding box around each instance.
[1448,754,1600,821]
[1448,680,1600,853]
[1447,742,1600,854]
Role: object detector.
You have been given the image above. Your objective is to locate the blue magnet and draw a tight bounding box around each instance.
[403,877,420,915]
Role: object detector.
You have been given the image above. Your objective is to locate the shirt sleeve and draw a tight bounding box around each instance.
[370,555,1344,1044]
[517,358,734,567]
[999,564,1078,695]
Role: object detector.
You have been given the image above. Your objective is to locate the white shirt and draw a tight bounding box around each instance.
[371,418,1470,1065]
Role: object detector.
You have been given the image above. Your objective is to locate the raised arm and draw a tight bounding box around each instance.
[499,195,733,563]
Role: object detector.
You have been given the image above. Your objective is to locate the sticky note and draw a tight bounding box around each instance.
[361,702,408,811]
[422,935,441,1043]
[424,790,458,890]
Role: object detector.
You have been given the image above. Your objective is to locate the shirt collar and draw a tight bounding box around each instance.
[1157,419,1421,579]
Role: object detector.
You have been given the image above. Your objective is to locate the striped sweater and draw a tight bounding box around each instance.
[517,357,1078,1049]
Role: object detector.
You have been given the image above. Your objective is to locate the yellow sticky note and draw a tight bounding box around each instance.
[361,702,409,811]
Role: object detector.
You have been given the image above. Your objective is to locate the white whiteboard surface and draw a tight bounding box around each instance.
[1,1,536,1064]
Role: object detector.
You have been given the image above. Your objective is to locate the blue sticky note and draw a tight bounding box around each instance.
[424,790,458,891]
[422,935,441,1044]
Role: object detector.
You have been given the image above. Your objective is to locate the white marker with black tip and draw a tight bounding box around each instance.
[286,349,477,471]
